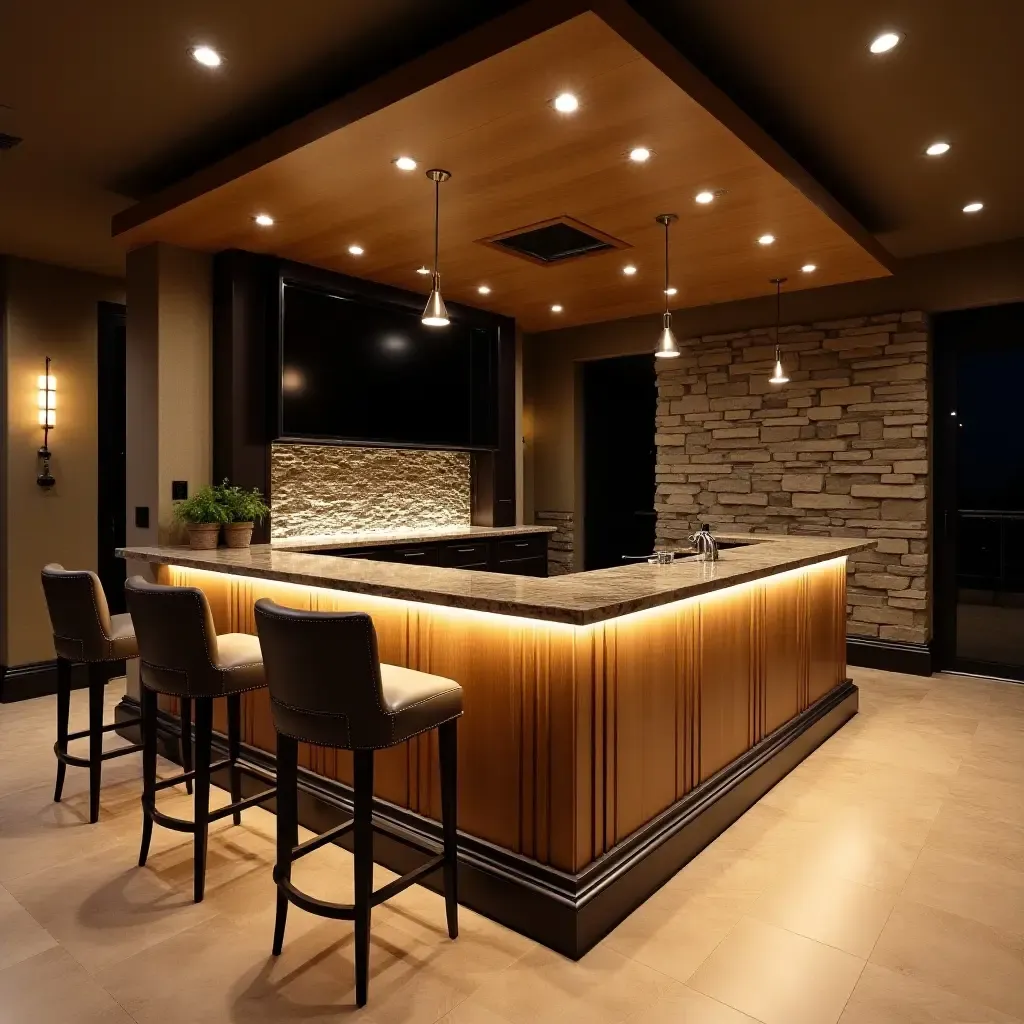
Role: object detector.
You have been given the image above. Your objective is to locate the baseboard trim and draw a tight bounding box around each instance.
[0,659,92,703]
[115,681,857,958]
[847,636,932,676]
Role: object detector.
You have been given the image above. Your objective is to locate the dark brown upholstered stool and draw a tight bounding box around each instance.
[40,564,193,823]
[254,599,463,1008]
[125,576,277,902]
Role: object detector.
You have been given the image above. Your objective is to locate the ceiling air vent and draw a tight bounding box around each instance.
[0,133,23,151]
[479,216,629,266]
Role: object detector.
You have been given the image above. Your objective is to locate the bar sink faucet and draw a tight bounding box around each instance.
[690,523,719,562]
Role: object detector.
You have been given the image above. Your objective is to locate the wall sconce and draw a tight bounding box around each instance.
[37,356,56,488]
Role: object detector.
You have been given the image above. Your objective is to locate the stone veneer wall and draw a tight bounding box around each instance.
[535,511,575,574]
[655,311,930,645]
[271,443,471,539]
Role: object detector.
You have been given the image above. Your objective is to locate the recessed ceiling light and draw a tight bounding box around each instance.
[416,266,430,275]
[348,244,364,255]
[553,93,579,114]
[629,147,651,163]
[695,191,715,205]
[622,264,637,276]
[758,234,775,246]
[478,285,491,295]
[801,263,817,273]
[551,304,563,313]
[191,45,222,67]
[253,213,274,227]
[869,32,901,53]
[925,141,950,156]
[963,201,984,213]
[394,156,417,171]
[665,287,678,296]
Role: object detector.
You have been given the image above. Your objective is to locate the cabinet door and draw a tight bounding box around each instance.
[495,535,547,562]
[440,542,492,568]
[386,545,441,566]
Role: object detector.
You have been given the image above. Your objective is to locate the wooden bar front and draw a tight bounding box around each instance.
[154,556,848,874]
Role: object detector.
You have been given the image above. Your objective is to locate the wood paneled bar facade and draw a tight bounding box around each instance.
[118,536,865,955]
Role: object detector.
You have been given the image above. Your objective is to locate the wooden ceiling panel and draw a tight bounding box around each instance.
[114,10,891,331]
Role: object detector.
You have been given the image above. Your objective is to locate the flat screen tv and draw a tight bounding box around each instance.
[280,283,500,449]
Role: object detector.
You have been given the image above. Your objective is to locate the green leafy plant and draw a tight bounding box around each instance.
[215,479,270,524]
[172,484,230,525]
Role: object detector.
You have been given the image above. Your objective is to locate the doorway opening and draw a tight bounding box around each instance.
[582,354,657,570]
[934,302,1024,681]
[97,301,127,612]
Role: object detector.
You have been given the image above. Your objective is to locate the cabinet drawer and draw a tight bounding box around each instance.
[440,542,492,568]
[495,555,547,577]
[385,545,441,566]
[495,535,547,563]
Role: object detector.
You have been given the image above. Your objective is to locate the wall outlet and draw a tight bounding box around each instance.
[172,480,188,500]
[134,507,150,529]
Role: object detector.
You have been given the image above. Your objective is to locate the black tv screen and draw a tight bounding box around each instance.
[280,283,499,448]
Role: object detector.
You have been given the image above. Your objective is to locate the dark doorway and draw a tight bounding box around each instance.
[582,354,657,570]
[934,302,1024,681]
[97,302,127,612]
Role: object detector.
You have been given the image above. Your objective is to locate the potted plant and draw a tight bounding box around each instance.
[216,480,270,548]
[173,485,229,549]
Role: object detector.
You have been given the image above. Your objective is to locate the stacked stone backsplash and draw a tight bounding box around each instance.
[536,511,575,574]
[271,443,471,539]
[655,312,930,645]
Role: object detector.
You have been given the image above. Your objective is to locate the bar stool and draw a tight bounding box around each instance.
[254,599,463,1008]
[40,564,193,824]
[124,576,277,902]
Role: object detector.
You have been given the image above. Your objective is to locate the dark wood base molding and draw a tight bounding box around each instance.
[847,636,932,676]
[0,659,103,703]
[115,681,857,958]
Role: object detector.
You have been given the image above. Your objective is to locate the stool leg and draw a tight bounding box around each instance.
[193,698,213,903]
[227,693,242,826]
[179,698,193,796]
[88,663,105,824]
[438,719,459,940]
[138,686,158,867]
[53,657,71,803]
[272,732,298,956]
[353,749,374,1008]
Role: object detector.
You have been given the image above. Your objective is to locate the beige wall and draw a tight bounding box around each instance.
[1,256,124,666]
[524,237,1024,542]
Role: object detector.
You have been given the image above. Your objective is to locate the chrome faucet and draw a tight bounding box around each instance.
[690,523,719,562]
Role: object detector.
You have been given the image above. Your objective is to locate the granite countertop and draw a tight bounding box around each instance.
[119,534,872,626]
[270,524,555,552]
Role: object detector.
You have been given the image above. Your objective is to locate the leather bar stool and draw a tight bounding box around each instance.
[125,576,277,902]
[254,599,463,1008]
[40,564,193,823]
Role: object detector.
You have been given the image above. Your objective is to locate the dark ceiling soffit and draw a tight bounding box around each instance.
[111,0,593,237]
[112,0,896,276]
[588,0,898,274]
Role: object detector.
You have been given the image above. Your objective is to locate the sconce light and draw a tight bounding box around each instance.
[37,356,56,488]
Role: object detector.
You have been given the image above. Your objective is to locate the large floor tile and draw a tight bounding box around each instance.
[839,962,1022,1024]
[0,883,58,972]
[870,899,1024,1019]
[687,916,865,1024]
[628,981,762,1023]
[0,947,135,1023]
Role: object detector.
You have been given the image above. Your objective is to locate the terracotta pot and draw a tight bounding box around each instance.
[186,523,221,550]
[222,522,254,548]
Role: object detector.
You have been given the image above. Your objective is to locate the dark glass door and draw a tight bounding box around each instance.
[583,354,657,570]
[935,303,1024,679]
[97,302,127,612]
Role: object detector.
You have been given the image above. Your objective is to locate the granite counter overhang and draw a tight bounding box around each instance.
[118,535,872,627]
[269,524,555,552]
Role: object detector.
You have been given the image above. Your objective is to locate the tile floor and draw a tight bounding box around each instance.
[0,666,1022,1023]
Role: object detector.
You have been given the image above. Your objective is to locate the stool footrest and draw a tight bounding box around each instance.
[292,819,354,862]
[276,877,356,921]
[370,854,446,908]
[101,743,143,760]
[55,740,144,768]
[208,787,276,822]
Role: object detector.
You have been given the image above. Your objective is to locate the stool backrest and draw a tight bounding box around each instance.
[41,563,115,661]
[254,599,386,748]
[124,576,220,696]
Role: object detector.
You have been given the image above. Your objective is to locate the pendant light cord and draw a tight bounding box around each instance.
[664,220,670,315]
[433,178,440,278]
[775,278,781,358]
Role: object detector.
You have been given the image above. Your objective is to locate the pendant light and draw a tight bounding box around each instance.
[654,213,680,359]
[422,168,452,327]
[768,276,789,384]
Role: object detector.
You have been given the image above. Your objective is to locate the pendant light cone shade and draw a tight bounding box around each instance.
[768,277,789,384]
[654,213,680,359]
[422,273,449,327]
[422,169,452,327]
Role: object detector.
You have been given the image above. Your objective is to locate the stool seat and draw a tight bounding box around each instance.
[207,633,265,692]
[380,664,463,743]
[106,613,138,660]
